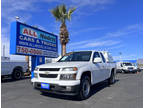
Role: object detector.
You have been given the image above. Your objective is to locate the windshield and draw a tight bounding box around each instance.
[58,51,92,62]
[122,63,132,66]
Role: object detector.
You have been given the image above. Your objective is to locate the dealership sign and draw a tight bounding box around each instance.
[10,21,58,57]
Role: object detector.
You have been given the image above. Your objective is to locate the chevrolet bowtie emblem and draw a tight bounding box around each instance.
[45,72,49,74]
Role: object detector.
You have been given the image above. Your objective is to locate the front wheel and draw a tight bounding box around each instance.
[108,71,115,85]
[78,76,91,100]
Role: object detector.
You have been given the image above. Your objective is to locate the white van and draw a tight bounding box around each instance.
[1,56,28,80]
[116,62,137,73]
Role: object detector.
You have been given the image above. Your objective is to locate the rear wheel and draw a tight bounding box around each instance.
[78,75,91,100]
[12,69,22,80]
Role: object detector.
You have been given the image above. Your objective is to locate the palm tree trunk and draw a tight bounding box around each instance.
[61,43,66,56]
[60,23,69,56]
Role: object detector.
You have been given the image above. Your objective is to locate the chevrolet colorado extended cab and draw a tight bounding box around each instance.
[32,51,116,100]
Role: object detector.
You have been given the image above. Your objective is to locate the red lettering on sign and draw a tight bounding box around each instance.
[29,29,32,36]
[23,29,28,35]
[33,32,37,37]
[23,28,37,37]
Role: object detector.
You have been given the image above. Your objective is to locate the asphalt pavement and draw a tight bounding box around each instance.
[2,72,143,108]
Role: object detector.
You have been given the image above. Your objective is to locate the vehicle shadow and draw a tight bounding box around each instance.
[90,79,119,97]
[1,76,31,83]
[41,79,119,101]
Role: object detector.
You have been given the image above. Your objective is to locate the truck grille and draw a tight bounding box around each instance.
[128,67,133,70]
[39,74,58,78]
[39,68,60,71]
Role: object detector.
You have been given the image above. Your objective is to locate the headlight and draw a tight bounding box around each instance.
[62,67,78,71]
[60,74,76,80]
[34,73,38,78]
[34,67,39,71]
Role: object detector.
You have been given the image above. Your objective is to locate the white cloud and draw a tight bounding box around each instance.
[105,31,133,38]
[69,0,112,7]
[68,40,89,46]
[104,24,142,38]
[126,24,141,30]
[68,39,120,49]
[70,27,104,36]
[113,54,138,60]
[106,44,124,51]
[69,23,141,39]
[85,40,120,47]
[68,23,141,51]
[43,0,113,7]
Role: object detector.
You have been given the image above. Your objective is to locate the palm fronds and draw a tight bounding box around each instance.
[50,4,76,24]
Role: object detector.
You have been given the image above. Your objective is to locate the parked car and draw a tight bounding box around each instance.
[116,62,137,73]
[31,51,116,100]
[1,56,28,80]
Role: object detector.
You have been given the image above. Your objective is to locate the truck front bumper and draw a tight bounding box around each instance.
[31,78,81,95]
[33,82,80,96]
[123,69,137,73]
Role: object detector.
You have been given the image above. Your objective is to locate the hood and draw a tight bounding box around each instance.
[37,62,89,68]
[125,66,135,68]
[124,66,136,69]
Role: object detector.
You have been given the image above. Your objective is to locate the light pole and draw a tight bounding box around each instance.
[119,52,122,62]
[15,16,19,21]
[15,16,30,74]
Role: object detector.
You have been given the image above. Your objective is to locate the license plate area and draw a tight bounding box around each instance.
[41,83,50,90]
[129,69,133,71]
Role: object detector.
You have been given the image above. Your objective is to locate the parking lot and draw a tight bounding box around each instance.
[2,72,143,108]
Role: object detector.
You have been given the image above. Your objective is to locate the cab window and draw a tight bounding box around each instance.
[93,52,101,61]
[100,53,106,63]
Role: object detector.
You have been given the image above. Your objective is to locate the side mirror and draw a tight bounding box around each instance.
[93,58,102,63]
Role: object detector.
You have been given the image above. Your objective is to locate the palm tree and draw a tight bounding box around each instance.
[50,4,76,56]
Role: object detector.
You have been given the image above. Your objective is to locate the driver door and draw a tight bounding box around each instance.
[91,52,104,84]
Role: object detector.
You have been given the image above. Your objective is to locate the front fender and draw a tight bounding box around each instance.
[76,66,93,84]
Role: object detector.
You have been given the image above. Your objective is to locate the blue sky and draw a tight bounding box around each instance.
[1,0,143,60]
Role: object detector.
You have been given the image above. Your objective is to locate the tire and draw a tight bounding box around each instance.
[12,69,22,80]
[121,70,125,73]
[1,76,4,81]
[108,71,115,85]
[78,75,91,100]
[40,91,47,95]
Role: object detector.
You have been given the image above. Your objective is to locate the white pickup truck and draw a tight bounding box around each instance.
[1,56,28,80]
[32,51,116,100]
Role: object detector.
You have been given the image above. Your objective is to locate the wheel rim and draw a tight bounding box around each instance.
[15,70,21,79]
[82,80,90,97]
